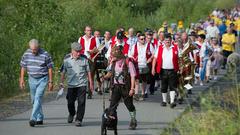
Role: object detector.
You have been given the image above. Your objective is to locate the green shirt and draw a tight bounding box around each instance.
[62,54,90,88]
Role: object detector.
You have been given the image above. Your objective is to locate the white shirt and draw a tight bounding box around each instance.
[130,42,154,68]
[127,36,137,48]
[206,25,219,39]
[154,44,174,69]
[199,41,210,60]
[104,39,111,50]
[78,35,97,59]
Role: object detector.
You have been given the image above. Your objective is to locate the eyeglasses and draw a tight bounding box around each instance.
[139,38,145,40]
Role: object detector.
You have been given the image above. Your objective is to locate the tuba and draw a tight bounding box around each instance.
[179,38,198,82]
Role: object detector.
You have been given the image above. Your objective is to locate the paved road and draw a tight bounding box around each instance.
[0,70,226,135]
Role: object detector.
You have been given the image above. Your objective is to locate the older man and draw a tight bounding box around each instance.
[20,39,53,127]
[60,42,93,127]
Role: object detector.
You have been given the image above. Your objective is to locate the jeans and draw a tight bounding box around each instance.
[200,59,208,81]
[28,75,48,121]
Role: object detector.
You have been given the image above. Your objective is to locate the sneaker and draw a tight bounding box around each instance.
[29,120,36,127]
[68,115,74,123]
[170,102,177,108]
[200,82,203,86]
[214,76,217,80]
[129,119,137,130]
[75,120,82,127]
[144,93,148,98]
[36,121,43,125]
[161,102,167,107]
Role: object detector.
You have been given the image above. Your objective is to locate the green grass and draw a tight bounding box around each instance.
[0,0,237,99]
[161,82,240,135]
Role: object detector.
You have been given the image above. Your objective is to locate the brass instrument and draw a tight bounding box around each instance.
[179,38,198,81]
[178,38,198,99]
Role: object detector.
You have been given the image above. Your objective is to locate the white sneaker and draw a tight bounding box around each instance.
[200,82,203,86]
[214,76,217,80]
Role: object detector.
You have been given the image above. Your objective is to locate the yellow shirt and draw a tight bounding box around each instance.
[197,30,205,35]
[222,33,236,51]
[236,19,240,31]
[212,16,221,26]
[158,27,173,35]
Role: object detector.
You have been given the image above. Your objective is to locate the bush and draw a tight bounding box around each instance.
[0,0,236,99]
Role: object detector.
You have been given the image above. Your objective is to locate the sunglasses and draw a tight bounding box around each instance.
[139,38,145,40]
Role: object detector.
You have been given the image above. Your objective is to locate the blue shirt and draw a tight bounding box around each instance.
[20,48,53,78]
[218,24,227,36]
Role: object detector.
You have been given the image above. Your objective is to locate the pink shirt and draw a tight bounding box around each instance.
[113,59,136,84]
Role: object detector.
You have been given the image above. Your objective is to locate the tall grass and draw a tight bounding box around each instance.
[162,79,240,135]
[0,0,236,99]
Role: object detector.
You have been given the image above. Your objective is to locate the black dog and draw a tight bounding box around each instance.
[101,108,118,135]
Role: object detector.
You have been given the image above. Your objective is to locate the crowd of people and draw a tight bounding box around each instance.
[19,6,239,130]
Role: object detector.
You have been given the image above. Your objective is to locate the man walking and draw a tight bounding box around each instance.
[19,39,53,127]
[60,42,93,127]
[152,34,179,108]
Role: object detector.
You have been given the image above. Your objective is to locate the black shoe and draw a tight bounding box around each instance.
[75,120,82,127]
[170,102,177,108]
[29,120,36,127]
[129,119,137,130]
[36,121,43,125]
[178,98,184,104]
[150,92,154,95]
[144,93,148,98]
[87,94,92,99]
[68,115,74,123]
[104,88,109,93]
[98,91,103,95]
[188,89,192,94]
[161,102,167,106]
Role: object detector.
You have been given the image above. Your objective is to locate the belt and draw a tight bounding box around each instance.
[162,69,174,71]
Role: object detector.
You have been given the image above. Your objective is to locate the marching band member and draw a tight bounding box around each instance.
[152,33,179,108]
[130,33,154,100]
[78,26,98,99]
